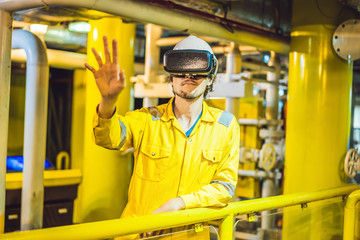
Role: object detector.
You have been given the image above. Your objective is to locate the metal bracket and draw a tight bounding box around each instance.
[194,223,204,233]
[247,213,256,222]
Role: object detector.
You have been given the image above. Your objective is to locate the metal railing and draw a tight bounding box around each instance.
[0,184,358,240]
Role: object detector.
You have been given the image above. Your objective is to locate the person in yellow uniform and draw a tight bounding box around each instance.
[85,35,240,239]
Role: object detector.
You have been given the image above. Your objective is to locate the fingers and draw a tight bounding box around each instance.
[112,39,118,64]
[103,36,112,63]
[84,63,96,73]
[92,47,103,67]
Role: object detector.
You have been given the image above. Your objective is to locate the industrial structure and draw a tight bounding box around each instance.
[0,0,360,239]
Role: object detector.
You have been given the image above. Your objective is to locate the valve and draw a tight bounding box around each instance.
[240,147,259,163]
[344,149,359,178]
[259,143,276,171]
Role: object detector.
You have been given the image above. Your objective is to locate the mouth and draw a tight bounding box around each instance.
[182,81,197,86]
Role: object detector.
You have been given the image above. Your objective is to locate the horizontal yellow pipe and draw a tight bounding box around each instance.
[343,189,360,240]
[1,184,358,240]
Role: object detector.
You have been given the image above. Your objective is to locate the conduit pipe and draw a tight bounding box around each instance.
[261,51,281,230]
[0,0,290,54]
[225,42,241,116]
[0,9,12,234]
[143,24,162,107]
[265,52,280,125]
[12,29,49,230]
[238,170,276,179]
[11,49,86,69]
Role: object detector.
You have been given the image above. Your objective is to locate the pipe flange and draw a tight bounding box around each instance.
[332,19,360,61]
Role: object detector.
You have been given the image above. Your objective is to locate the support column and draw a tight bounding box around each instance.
[283,0,354,238]
[0,10,12,234]
[261,52,280,230]
[75,18,135,223]
[143,24,162,107]
[225,42,241,116]
[265,52,280,125]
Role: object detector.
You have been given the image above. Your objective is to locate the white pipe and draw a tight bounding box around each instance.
[12,29,49,230]
[143,24,162,107]
[11,49,86,69]
[261,179,276,229]
[265,52,280,123]
[225,42,241,116]
[238,170,275,179]
[0,0,290,54]
[212,45,261,56]
[0,9,12,234]
[261,52,280,232]
[134,63,166,75]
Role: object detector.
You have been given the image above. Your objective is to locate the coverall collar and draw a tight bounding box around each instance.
[161,97,216,123]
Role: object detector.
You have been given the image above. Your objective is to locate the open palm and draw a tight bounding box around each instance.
[85,36,125,102]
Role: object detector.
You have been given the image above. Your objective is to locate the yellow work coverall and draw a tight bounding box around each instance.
[92,97,240,238]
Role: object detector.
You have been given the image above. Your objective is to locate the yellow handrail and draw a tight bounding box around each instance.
[0,184,358,240]
[343,189,360,240]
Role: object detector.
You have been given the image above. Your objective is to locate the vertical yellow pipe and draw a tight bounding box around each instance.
[343,190,360,240]
[284,0,354,239]
[74,18,135,223]
[219,214,234,240]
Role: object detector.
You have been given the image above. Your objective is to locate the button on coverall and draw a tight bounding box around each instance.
[92,97,240,236]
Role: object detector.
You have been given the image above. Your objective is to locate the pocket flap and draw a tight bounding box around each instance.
[141,145,170,159]
[202,150,222,163]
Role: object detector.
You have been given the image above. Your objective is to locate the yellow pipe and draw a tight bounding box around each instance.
[73,18,135,223]
[219,213,234,240]
[0,184,358,240]
[284,24,353,240]
[284,0,354,238]
[343,190,360,240]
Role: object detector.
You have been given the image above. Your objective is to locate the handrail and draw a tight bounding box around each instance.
[0,184,358,240]
[343,189,360,240]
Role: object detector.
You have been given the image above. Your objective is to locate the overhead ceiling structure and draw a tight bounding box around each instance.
[141,0,292,36]
[2,0,359,81]
[6,0,291,53]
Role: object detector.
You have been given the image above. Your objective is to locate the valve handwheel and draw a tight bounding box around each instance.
[344,149,359,178]
[260,143,276,171]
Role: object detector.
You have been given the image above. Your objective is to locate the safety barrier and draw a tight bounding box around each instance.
[343,189,360,240]
[0,184,358,240]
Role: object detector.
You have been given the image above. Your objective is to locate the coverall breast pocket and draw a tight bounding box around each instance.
[198,150,222,184]
[136,145,170,182]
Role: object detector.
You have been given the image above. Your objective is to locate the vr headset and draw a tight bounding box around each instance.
[163,50,218,77]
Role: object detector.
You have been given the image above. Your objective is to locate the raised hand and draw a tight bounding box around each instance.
[85,36,125,118]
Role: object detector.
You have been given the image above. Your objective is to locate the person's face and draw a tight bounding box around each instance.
[171,75,212,100]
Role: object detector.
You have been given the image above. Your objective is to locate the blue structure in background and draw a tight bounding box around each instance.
[6,156,52,171]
